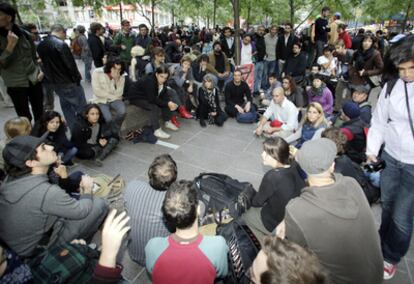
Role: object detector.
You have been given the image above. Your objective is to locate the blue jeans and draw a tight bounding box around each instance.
[254,61,265,93]
[263,60,278,89]
[236,105,257,123]
[379,151,414,263]
[53,83,87,132]
[98,100,126,137]
[61,147,78,165]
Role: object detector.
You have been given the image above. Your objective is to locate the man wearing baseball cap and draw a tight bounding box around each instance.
[0,135,108,257]
[278,138,383,284]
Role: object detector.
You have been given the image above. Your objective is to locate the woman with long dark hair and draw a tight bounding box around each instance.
[71,104,118,166]
[31,111,77,165]
[349,33,384,87]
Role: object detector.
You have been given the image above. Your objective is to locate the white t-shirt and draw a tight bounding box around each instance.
[240,43,253,65]
[317,55,337,76]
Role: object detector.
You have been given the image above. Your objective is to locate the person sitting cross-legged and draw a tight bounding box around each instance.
[124,154,177,266]
[197,74,227,127]
[242,137,305,244]
[0,135,108,258]
[145,180,229,284]
[255,87,299,138]
[224,69,257,123]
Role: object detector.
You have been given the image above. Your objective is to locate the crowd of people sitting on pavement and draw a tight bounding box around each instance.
[0,1,414,283]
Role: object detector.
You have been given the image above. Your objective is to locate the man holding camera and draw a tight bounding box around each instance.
[366,35,414,280]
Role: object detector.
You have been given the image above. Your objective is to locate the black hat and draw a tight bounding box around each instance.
[3,133,48,169]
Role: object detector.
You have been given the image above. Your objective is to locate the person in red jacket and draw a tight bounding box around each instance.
[337,24,352,49]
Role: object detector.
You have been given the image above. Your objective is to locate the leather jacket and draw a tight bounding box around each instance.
[37,35,81,85]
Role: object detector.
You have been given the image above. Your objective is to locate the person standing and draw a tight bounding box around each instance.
[76,25,93,83]
[263,25,278,86]
[135,24,152,50]
[253,26,266,96]
[314,6,331,59]
[88,22,106,68]
[276,23,298,77]
[366,35,414,280]
[0,3,43,122]
[113,20,136,69]
[37,24,87,131]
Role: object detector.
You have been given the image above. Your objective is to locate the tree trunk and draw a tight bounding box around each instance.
[207,16,210,29]
[246,0,251,30]
[233,0,241,65]
[151,0,155,36]
[171,7,175,25]
[213,0,217,28]
[119,2,123,23]
[289,0,294,24]
[401,1,412,33]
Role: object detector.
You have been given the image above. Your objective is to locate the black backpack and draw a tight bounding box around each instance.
[216,219,261,284]
[193,173,256,220]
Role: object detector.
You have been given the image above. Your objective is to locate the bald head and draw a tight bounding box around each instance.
[272,87,285,105]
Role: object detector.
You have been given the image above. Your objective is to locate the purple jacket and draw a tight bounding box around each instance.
[306,86,333,115]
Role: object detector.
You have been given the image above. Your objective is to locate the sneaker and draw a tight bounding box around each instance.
[165,121,178,131]
[154,128,171,139]
[383,261,397,280]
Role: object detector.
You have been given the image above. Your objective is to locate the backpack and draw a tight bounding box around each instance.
[193,173,256,220]
[216,219,261,284]
[71,37,82,56]
[29,243,99,284]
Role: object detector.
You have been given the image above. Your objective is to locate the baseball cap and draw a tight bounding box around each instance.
[3,133,49,169]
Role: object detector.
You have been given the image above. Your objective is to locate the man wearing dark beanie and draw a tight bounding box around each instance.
[278,138,383,284]
[340,101,368,164]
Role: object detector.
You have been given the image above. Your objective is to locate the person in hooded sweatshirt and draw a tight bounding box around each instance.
[0,135,108,258]
[278,138,383,284]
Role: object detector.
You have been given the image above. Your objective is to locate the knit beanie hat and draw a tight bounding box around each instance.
[296,138,337,175]
[342,101,361,119]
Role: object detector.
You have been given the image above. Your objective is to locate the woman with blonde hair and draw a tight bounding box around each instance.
[285,102,329,148]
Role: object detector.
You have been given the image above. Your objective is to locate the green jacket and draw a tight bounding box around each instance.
[113,30,137,63]
[0,25,40,88]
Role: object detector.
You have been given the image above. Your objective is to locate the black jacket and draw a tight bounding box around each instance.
[71,113,112,148]
[253,34,266,62]
[198,87,223,113]
[220,36,235,59]
[283,52,307,79]
[342,117,367,164]
[37,35,81,84]
[126,74,170,108]
[165,41,182,63]
[334,155,379,204]
[276,34,298,61]
[88,33,105,67]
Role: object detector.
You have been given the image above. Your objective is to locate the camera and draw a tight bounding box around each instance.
[363,159,386,172]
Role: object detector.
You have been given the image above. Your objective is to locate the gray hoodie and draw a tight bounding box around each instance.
[0,174,93,257]
[285,174,383,284]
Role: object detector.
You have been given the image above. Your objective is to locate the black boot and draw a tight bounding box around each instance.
[199,119,207,127]
[95,138,119,165]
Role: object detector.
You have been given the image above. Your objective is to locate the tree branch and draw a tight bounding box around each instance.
[294,0,324,30]
[135,3,153,28]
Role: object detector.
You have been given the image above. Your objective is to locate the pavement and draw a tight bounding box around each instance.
[0,61,413,283]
